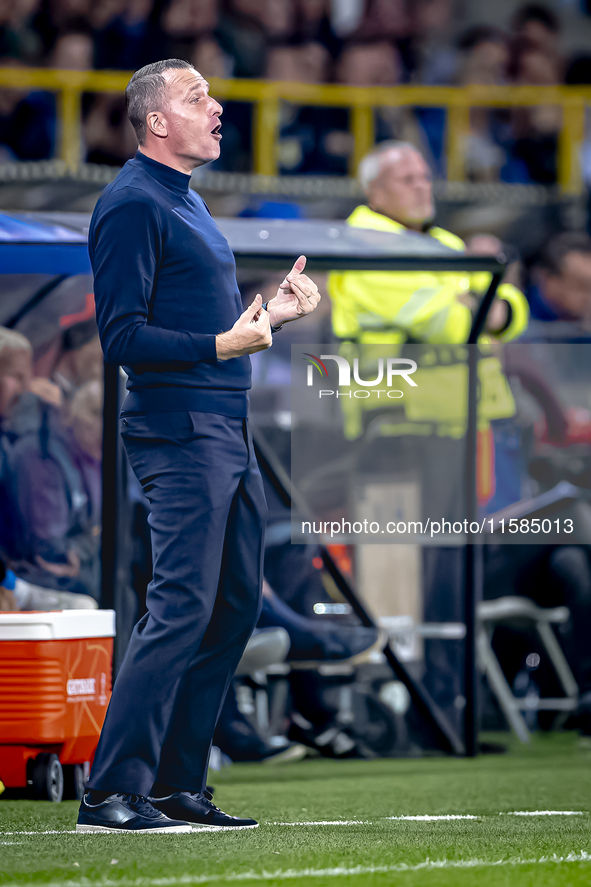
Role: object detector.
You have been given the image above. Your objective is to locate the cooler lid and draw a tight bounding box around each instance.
[0,609,116,640]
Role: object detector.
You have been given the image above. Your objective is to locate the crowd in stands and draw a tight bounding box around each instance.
[1,0,591,180]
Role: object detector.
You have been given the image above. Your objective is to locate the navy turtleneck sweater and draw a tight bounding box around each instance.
[89,150,250,416]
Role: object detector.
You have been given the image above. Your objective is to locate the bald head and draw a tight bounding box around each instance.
[359,143,434,230]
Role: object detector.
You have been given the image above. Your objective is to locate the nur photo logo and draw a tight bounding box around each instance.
[302,353,418,399]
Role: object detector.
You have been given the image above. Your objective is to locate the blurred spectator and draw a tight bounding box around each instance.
[0,0,43,63]
[275,37,407,176]
[211,0,265,171]
[338,40,431,171]
[52,318,103,397]
[0,556,97,609]
[0,58,55,160]
[0,329,32,426]
[409,0,454,84]
[336,38,401,86]
[84,92,136,164]
[88,0,125,38]
[412,0,451,38]
[295,0,340,56]
[352,0,410,40]
[0,329,32,564]
[457,26,509,86]
[11,379,103,600]
[271,38,343,174]
[453,28,509,182]
[51,22,94,68]
[525,232,591,331]
[217,0,268,78]
[0,328,62,559]
[511,2,561,57]
[93,0,155,70]
[259,580,382,663]
[157,0,218,62]
[191,34,234,78]
[31,0,92,56]
[504,30,563,184]
[265,0,296,42]
[267,39,329,82]
[0,24,93,162]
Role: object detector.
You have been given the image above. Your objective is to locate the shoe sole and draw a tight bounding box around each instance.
[76,824,192,834]
[190,823,259,831]
[290,628,388,670]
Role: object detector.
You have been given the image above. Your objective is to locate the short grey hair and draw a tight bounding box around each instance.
[358,141,418,192]
[126,59,195,145]
[0,327,31,359]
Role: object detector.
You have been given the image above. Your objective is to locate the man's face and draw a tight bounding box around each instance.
[368,149,434,229]
[337,42,401,87]
[541,251,591,320]
[0,348,32,418]
[52,34,94,70]
[157,67,223,171]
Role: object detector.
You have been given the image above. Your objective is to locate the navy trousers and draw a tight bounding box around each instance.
[89,410,267,795]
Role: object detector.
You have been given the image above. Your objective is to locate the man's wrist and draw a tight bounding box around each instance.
[216,330,235,360]
[262,300,283,332]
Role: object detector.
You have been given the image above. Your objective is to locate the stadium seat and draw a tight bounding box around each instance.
[477,596,579,743]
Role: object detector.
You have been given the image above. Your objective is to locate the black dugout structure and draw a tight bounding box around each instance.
[0,211,505,759]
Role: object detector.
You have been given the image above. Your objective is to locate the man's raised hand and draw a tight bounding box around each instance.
[266,255,321,328]
[216,293,272,360]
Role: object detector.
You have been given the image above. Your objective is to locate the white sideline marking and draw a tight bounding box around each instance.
[502,811,586,817]
[387,815,478,821]
[0,811,587,836]
[0,831,79,836]
[272,821,369,826]
[0,852,590,885]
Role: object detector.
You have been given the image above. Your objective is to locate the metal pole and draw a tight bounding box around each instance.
[463,355,479,757]
[464,271,503,756]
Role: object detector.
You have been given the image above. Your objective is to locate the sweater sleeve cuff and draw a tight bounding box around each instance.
[192,334,218,362]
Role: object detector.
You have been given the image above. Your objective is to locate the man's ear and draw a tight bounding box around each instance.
[146,111,168,139]
[366,181,383,213]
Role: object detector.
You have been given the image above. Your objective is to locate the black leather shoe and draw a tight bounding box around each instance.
[76,792,191,833]
[150,789,258,830]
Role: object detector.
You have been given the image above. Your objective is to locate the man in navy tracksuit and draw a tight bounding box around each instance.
[76,59,320,834]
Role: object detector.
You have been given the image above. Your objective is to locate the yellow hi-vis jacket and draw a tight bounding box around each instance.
[328,205,528,345]
[327,206,530,446]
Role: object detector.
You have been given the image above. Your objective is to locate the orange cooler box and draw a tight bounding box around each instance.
[0,609,115,801]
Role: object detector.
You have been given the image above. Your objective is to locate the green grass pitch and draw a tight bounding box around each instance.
[1,733,590,887]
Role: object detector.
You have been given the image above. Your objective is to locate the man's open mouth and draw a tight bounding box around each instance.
[211,122,222,136]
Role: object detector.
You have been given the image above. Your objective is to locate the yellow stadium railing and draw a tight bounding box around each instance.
[0,67,590,194]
